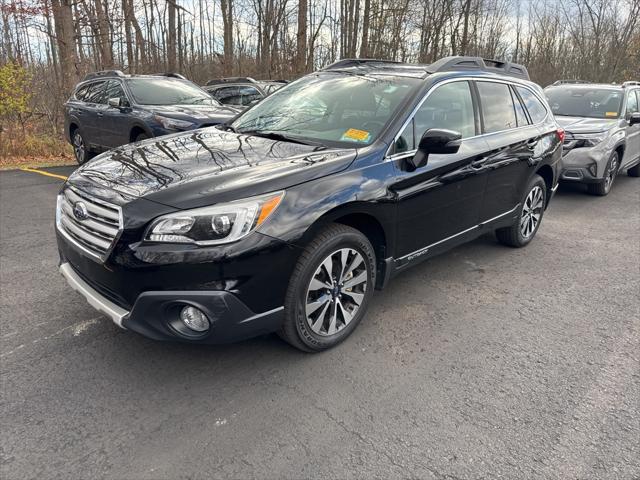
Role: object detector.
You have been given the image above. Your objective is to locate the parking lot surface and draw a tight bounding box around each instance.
[1,167,639,479]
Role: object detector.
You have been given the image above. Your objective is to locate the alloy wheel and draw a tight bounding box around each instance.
[305,248,369,336]
[604,155,618,193]
[73,132,85,162]
[520,185,544,239]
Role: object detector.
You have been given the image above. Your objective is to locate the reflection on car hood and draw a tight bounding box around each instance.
[554,116,619,133]
[149,104,240,120]
[68,129,358,209]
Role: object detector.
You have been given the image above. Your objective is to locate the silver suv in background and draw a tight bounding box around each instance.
[544,81,640,195]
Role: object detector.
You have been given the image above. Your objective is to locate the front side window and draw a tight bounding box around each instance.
[126,78,219,106]
[516,86,547,123]
[414,81,476,139]
[75,84,91,101]
[477,81,517,133]
[626,90,639,116]
[103,80,127,103]
[231,72,420,146]
[545,87,623,119]
[395,119,414,154]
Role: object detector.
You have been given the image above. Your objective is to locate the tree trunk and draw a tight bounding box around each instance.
[221,0,233,76]
[360,0,370,57]
[296,0,307,74]
[167,0,177,71]
[50,0,79,95]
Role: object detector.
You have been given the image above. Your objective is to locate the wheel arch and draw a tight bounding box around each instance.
[129,124,152,142]
[297,203,394,289]
[535,164,554,205]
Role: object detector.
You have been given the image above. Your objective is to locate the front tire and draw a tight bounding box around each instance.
[496,174,546,248]
[279,224,376,352]
[587,152,619,196]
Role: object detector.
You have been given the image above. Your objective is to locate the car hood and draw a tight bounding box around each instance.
[555,116,618,134]
[68,129,358,210]
[149,104,240,121]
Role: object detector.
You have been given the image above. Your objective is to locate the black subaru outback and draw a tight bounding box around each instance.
[56,57,562,352]
[64,71,240,164]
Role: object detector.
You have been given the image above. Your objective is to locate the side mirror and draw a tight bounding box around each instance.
[108,97,129,109]
[629,112,640,126]
[408,128,462,170]
[108,97,121,108]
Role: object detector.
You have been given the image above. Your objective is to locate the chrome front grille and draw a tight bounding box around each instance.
[56,186,123,262]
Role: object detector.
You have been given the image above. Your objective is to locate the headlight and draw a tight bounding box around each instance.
[145,191,284,245]
[572,132,607,147]
[154,115,195,131]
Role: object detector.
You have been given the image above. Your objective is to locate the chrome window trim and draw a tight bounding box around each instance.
[56,185,124,263]
[386,76,550,161]
[396,204,520,262]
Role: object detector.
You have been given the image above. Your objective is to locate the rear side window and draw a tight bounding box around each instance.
[414,81,476,138]
[212,86,240,104]
[84,81,106,104]
[477,81,517,133]
[516,86,547,123]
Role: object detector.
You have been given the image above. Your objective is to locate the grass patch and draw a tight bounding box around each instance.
[0,129,75,170]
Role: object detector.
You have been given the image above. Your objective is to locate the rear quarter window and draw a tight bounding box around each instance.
[516,86,548,123]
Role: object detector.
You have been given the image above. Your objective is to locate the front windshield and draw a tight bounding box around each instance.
[545,87,623,119]
[126,78,220,106]
[231,73,420,146]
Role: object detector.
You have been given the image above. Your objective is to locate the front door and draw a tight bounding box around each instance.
[391,80,489,258]
[622,89,640,167]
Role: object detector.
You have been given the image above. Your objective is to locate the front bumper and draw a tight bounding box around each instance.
[560,145,611,182]
[59,261,285,343]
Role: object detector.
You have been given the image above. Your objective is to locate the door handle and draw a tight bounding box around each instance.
[470,158,486,169]
[97,112,104,117]
[527,139,539,149]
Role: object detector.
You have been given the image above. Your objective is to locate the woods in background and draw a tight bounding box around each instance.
[1,0,639,145]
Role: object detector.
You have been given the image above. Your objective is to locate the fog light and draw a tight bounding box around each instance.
[180,306,210,332]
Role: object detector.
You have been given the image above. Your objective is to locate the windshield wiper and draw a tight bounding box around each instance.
[238,130,323,147]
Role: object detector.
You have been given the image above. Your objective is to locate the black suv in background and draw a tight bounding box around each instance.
[203,77,287,107]
[57,57,562,352]
[64,71,240,164]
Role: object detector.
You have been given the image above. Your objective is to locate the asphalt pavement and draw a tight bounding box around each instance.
[1,166,639,479]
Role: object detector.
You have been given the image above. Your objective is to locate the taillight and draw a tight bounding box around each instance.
[556,128,565,143]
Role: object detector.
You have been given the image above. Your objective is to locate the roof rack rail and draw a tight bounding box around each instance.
[551,79,590,86]
[157,72,187,80]
[426,56,530,80]
[622,81,640,87]
[205,76,257,86]
[83,70,126,81]
[323,58,403,70]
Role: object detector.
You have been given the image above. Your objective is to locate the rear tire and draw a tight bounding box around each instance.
[627,162,640,177]
[71,129,94,165]
[135,132,149,142]
[496,174,546,248]
[279,223,376,352]
[587,152,619,196]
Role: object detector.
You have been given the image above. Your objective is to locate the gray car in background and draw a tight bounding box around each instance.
[544,82,640,195]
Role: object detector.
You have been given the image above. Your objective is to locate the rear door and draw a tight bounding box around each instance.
[391,80,490,259]
[81,80,108,148]
[475,81,543,221]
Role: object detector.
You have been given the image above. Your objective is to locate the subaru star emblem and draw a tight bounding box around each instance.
[73,201,89,221]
